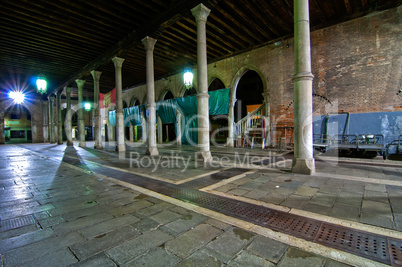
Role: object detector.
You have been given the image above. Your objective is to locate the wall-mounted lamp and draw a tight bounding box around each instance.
[183,69,193,89]
[36,77,47,94]
[9,90,25,104]
[84,102,91,111]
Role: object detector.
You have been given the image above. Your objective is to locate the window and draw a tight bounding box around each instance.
[10,113,20,120]
[10,130,25,138]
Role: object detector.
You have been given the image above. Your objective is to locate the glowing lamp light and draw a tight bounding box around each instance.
[84,102,91,111]
[183,69,193,88]
[9,91,25,104]
[36,77,47,94]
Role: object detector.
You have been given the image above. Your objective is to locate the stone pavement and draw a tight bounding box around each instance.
[0,142,401,266]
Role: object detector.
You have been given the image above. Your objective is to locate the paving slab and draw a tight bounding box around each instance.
[276,247,326,267]
[246,235,288,263]
[228,250,275,267]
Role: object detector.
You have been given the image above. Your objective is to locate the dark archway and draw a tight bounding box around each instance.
[209,78,228,144]
[208,78,225,91]
[161,90,176,142]
[234,70,264,122]
[4,105,32,144]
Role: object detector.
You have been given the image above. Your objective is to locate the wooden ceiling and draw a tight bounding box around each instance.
[0,0,400,99]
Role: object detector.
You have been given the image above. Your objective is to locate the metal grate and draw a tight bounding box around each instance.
[181,168,250,189]
[0,215,36,232]
[388,238,402,266]
[314,223,390,265]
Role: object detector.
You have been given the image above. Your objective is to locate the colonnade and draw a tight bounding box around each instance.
[38,1,315,174]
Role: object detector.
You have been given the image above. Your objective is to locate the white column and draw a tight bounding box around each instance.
[176,111,182,146]
[91,70,103,149]
[112,57,126,152]
[65,87,73,146]
[226,97,236,147]
[141,113,147,144]
[57,91,63,145]
[42,100,49,142]
[129,126,134,143]
[48,95,55,143]
[142,36,159,156]
[263,93,271,147]
[76,79,86,148]
[292,0,315,175]
[192,4,212,162]
[157,115,163,144]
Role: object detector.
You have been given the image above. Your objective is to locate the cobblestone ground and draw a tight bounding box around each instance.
[1,143,400,266]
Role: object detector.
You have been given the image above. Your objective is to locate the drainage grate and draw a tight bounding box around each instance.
[261,211,321,241]
[388,238,402,266]
[314,223,390,265]
[0,215,36,232]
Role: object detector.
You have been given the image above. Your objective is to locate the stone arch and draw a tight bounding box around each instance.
[130,96,141,106]
[208,77,226,91]
[160,89,175,101]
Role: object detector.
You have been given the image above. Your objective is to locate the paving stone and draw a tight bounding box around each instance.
[363,190,389,203]
[160,212,208,236]
[281,195,310,209]
[106,229,173,265]
[325,259,353,267]
[169,206,189,215]
[303,203,331,215]
[149,210,183,224]
[243,189,268,200]
[336,191,362,207]
[361,200,392,214]
[0,227,54,253]
[204,218,231,230]
[228,250,275,267]
[72,225,140,260]
[365,183,386,192]
[0,224,39,240]
[393,213,402,231]
[72,252,117,267]
[329,203,360,222]
[166,224,222,258]
[260,192,288,205]
[203,227,255,263]
[273,186,295,196]
[294,186,319,197]
[215,183,238,193]
[176,249,224,267]
[19,248,78,267]
[122,247,180,267]
[131,218,161,233]
[79,214,140,238]
[359,213,395,229]
[52,212,115,235]
[277,247,326,267]
[108,199,153,217]
[247,235,288,263]
[0,203,55,221]
[308,193,337,207]
[3,231,84,266]
[280,181,304,190]
[227,188,250,196]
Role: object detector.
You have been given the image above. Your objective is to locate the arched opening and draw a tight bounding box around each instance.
[234,70,264,122]
[4,105,32,144]
[161,90,176,143]
[130,98,142,142]
[209,78,228,144]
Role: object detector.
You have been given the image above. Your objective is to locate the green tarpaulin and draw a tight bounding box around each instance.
[108,88,230,145]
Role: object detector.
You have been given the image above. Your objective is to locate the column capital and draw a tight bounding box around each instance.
[91,70,102,81]
[65,87,72,95]
[48,95,55,102]
[75,79,85,88]
[191,4,211,22]
[141,36,157,52]
[112,57,125,68]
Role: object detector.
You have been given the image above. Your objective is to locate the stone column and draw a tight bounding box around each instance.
[57,91,63,145]
[42,100,49,142]
[76,79,86,148]
[157,115,163,144]
[112,57,126,152]
[226,97,236,147]
[263,93,271,147]
[142,36,159,156]
[0,114,5,144]
[91,70,103,149]
[192,4,212,162]
[141,113,147,144]
[65,87,73,146]
[48,95,55,143]
[176,111,182,146]
[292,0,315,175]
[129,126,134,143]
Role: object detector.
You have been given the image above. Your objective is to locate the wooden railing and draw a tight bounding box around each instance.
[234,104,265,138]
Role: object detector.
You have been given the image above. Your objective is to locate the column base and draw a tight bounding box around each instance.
[226,137,234,147]
[78,141,86,148]
[196,151,212,162]
[57,141,63,145]
[115,145,126,152]
[146,147,159,156]
[292,158,315,175]
[67,141,74,146]
[94,143,103,149]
